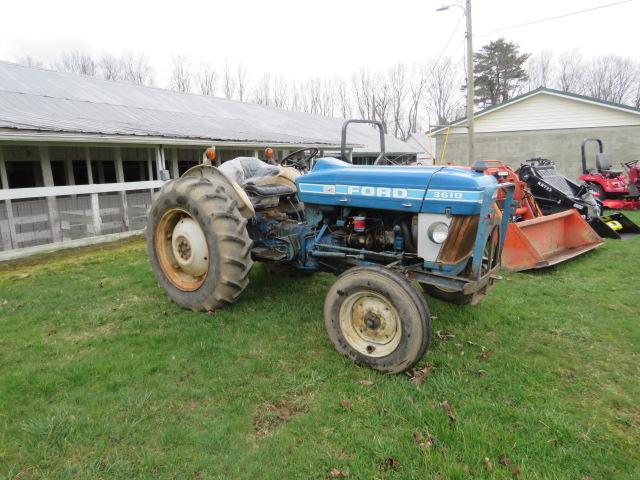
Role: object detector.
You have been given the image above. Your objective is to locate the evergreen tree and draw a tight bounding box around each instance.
[474,38,530,107]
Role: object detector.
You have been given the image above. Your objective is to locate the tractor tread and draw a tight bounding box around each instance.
[146,174,253,312]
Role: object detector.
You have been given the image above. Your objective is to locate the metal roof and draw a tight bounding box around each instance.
[0,61,417,154]
[430,87,640,135]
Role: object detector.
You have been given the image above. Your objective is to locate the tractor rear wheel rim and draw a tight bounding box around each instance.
[155,208,209,291]
[339,291,402,358]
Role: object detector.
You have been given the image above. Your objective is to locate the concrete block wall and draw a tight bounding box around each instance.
[435,125,640,180]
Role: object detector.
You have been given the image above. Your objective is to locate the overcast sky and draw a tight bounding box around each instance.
[1,0,638,85]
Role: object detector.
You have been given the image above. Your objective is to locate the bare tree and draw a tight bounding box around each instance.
[426,58,462,126]
[169,55,193,93]
[526,50,554,90]
[289,81,302,111]
[222,60,236,99]
[351,69,376,121]
[556,49,584,93]
[583,54,635,104]
[120,52,155,86]
[633,64,640,108]
[197,62,218,95]
[254,73,272,105]
[388,64,409,138]
[57,50,96,76]
[99,54,122,81]
[16,55,43,68]
[272,76,290,109]
[300,78,322,114]
[318,79,336,117]
[236,62,250,101]
[406,65,426,136]
[335,78,352,118]
[373,73,391,131]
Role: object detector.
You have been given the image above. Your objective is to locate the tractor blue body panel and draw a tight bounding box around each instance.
[296,158,498,215]
[422,167,498,215]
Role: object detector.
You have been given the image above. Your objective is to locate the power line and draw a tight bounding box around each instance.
[476,0,633,37]
[432,12,465,70]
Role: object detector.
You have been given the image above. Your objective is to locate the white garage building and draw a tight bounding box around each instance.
[431,87,640,178]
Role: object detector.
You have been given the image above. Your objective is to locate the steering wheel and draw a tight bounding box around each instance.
[388,154,415,166]
[375,154,414,166]
[280,147,319,169]
[623,159,638,168]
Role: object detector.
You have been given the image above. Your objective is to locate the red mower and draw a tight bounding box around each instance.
[580,138,640,210]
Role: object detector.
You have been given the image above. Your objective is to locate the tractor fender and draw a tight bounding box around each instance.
[182,164,255,219]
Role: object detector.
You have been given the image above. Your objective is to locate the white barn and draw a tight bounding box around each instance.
[0,62,417,258]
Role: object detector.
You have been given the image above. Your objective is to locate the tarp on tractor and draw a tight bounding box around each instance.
[501,209,603,272]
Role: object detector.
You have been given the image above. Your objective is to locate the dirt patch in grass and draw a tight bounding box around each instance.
[54,322,118,343]
[253,399,310,437]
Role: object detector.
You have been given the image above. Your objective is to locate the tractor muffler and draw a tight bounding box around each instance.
[501,209,603,272]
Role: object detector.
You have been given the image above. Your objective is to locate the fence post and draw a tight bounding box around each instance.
[170,148,179,179]
[40,146,62,243]
[0,148,18,249]
[114,147,130,230]
[85,147,102,235]
[147,149,156,198]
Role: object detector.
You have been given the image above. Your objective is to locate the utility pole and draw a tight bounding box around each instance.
[437,0,475,165]
[465,0,475,165]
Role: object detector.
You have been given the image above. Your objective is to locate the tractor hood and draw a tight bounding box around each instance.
[296,158,497,215]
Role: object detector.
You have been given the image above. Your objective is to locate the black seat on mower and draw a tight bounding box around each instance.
[596,153,622,175]
[243,183,296,197]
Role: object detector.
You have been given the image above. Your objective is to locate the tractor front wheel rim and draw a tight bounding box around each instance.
[339,291,402,358]
[155,209,209,291]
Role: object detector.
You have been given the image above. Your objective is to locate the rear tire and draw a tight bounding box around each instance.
[147,176,253,311]
[324,266,431,374]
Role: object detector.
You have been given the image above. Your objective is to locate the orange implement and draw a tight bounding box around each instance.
[469,160,604,272]
[501,209,603,272]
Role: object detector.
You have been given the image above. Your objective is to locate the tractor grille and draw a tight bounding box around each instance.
[535,166,574,196]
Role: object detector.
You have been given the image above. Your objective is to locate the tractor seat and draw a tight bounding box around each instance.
[596,153,622,175]
[219,156,301,210]
[243,183,296,197]
[219,157,280,185]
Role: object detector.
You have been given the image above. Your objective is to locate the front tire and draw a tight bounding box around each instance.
[324,266,431,374]
[147,176,253,311]
[421,284,474,305]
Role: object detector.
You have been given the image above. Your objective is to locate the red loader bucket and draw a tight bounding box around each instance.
[502,209,604,272]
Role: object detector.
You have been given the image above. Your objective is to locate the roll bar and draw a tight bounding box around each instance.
[340,119,386,165]
[581,138,604,174]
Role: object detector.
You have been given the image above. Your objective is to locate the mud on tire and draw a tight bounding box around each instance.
[147,176,253,311]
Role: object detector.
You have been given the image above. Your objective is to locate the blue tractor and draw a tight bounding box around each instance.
[147,121,515,373]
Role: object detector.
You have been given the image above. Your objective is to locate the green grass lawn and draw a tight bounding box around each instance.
[1,213,639,479]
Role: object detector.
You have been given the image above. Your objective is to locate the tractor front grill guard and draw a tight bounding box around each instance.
[470,182,515,279]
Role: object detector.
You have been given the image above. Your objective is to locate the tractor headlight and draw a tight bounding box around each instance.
[428,222,449,244]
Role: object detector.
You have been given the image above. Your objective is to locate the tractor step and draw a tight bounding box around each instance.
[251,246,290,261]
